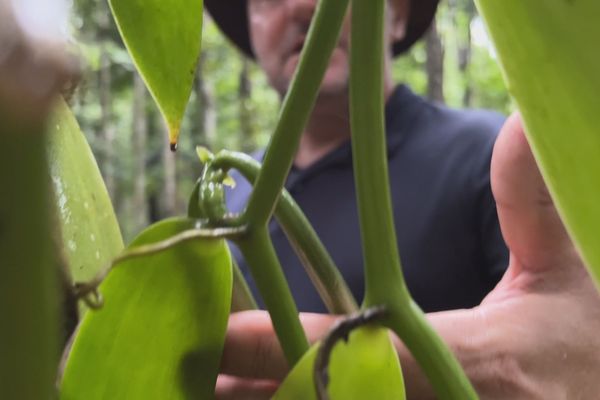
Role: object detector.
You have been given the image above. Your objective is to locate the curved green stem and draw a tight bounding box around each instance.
[243,0,350,227]
[350,0,477,398]
[214,151,358,314]
[233,228,308,365]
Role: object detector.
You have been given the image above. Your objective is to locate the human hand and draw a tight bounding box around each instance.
[419,113,600,399]
[216,113,600,399]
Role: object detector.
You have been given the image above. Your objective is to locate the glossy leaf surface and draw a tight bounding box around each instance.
[108,0,203,147]
[474,0,600,288]
[274,326,405,400]
[47,99,124,283]
[60,218,232,400]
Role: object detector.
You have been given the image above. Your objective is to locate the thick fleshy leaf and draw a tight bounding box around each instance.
[60,218,232,400]
[274,327,405,400]
[474,1,600,288]
[47,99,124,283]
[108,0,203,148]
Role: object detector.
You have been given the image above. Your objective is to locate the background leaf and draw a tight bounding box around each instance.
[474,0,600,288]
[60,218,232,400]
[48,99,124,284]
[274,327,405,400]
[108,0,204,147]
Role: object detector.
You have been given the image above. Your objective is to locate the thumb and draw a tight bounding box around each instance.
[491,113,573,273]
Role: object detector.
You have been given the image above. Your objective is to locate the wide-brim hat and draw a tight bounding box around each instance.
[205,0,440,58]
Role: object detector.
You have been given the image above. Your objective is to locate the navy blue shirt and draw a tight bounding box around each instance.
[227,85,508,313]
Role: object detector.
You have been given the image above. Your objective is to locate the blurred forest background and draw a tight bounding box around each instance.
[67,0,512,242]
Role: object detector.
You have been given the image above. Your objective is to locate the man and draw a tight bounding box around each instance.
[210,0,508,313]
[206,0,600,398]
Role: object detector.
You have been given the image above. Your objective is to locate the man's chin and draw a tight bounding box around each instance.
[279,68,349,97]
[278,79,349,101]
[316,80,349,99]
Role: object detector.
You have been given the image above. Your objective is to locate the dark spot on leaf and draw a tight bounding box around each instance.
[179,348,222,399]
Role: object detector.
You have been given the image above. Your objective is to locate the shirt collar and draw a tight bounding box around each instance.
[281,84,425,189]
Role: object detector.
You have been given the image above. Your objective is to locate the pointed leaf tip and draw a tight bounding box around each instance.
[109,0,203,152]
[195,146,214,163]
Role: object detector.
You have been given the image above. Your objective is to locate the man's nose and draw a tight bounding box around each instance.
[286,0,316,26]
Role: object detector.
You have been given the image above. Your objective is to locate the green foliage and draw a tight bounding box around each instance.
[274,327,405,399]
[48,99,124,283]
[0,111,58,400]
[60,218,232,399]
[475,0,600,288]
[108,0,204,147]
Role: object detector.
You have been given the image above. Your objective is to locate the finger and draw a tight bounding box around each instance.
[220,310,337,380]
[215,374,279,400]
[490,113,575,273]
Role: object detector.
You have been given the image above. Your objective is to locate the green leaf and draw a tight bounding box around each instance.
[60,218,233,400]
[196,145,214,164]
[474,0,600,288]
[109,0,203,148]
[47,99,124,284]
[274,327,405,400]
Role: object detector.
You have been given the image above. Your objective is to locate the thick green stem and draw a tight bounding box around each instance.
[214,151,357,314]
[386,303,478,399]
[0,124,59,400]
[349,0,409,308]
[0,108,59,400]
[234,228,308,365]
[350,0,477,398]
[243,0,350,227]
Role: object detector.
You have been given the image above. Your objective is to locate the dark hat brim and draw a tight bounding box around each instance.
[205,0,439,58]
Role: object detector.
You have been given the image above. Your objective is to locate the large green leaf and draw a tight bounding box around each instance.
[274,326,405,399]
[474,0,600,288]
[47,99,124,284]
[60,218,232,400]
[108,0,203,149]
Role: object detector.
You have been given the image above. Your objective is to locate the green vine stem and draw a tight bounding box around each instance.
[0,119,59,400]
[349,0,477,398]
[242,0,350,227]
[213,151,358,314]
[233,228,309,365]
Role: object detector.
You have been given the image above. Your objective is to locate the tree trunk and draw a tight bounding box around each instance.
[458,2,476,107]
[425,20,445,104]
[195,51,217,148]
[238,57,254,152]
[97,7,116,201]
[161,123,178,217]
[132,73,149,231]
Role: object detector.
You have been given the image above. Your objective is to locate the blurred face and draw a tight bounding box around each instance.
[247,0,409,97]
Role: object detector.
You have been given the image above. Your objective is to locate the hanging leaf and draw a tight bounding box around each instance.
[108,0,204,149]
[47,99,124,284]
[60,218,232,399]
[274,327,405,400]
[474,0,600,288]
